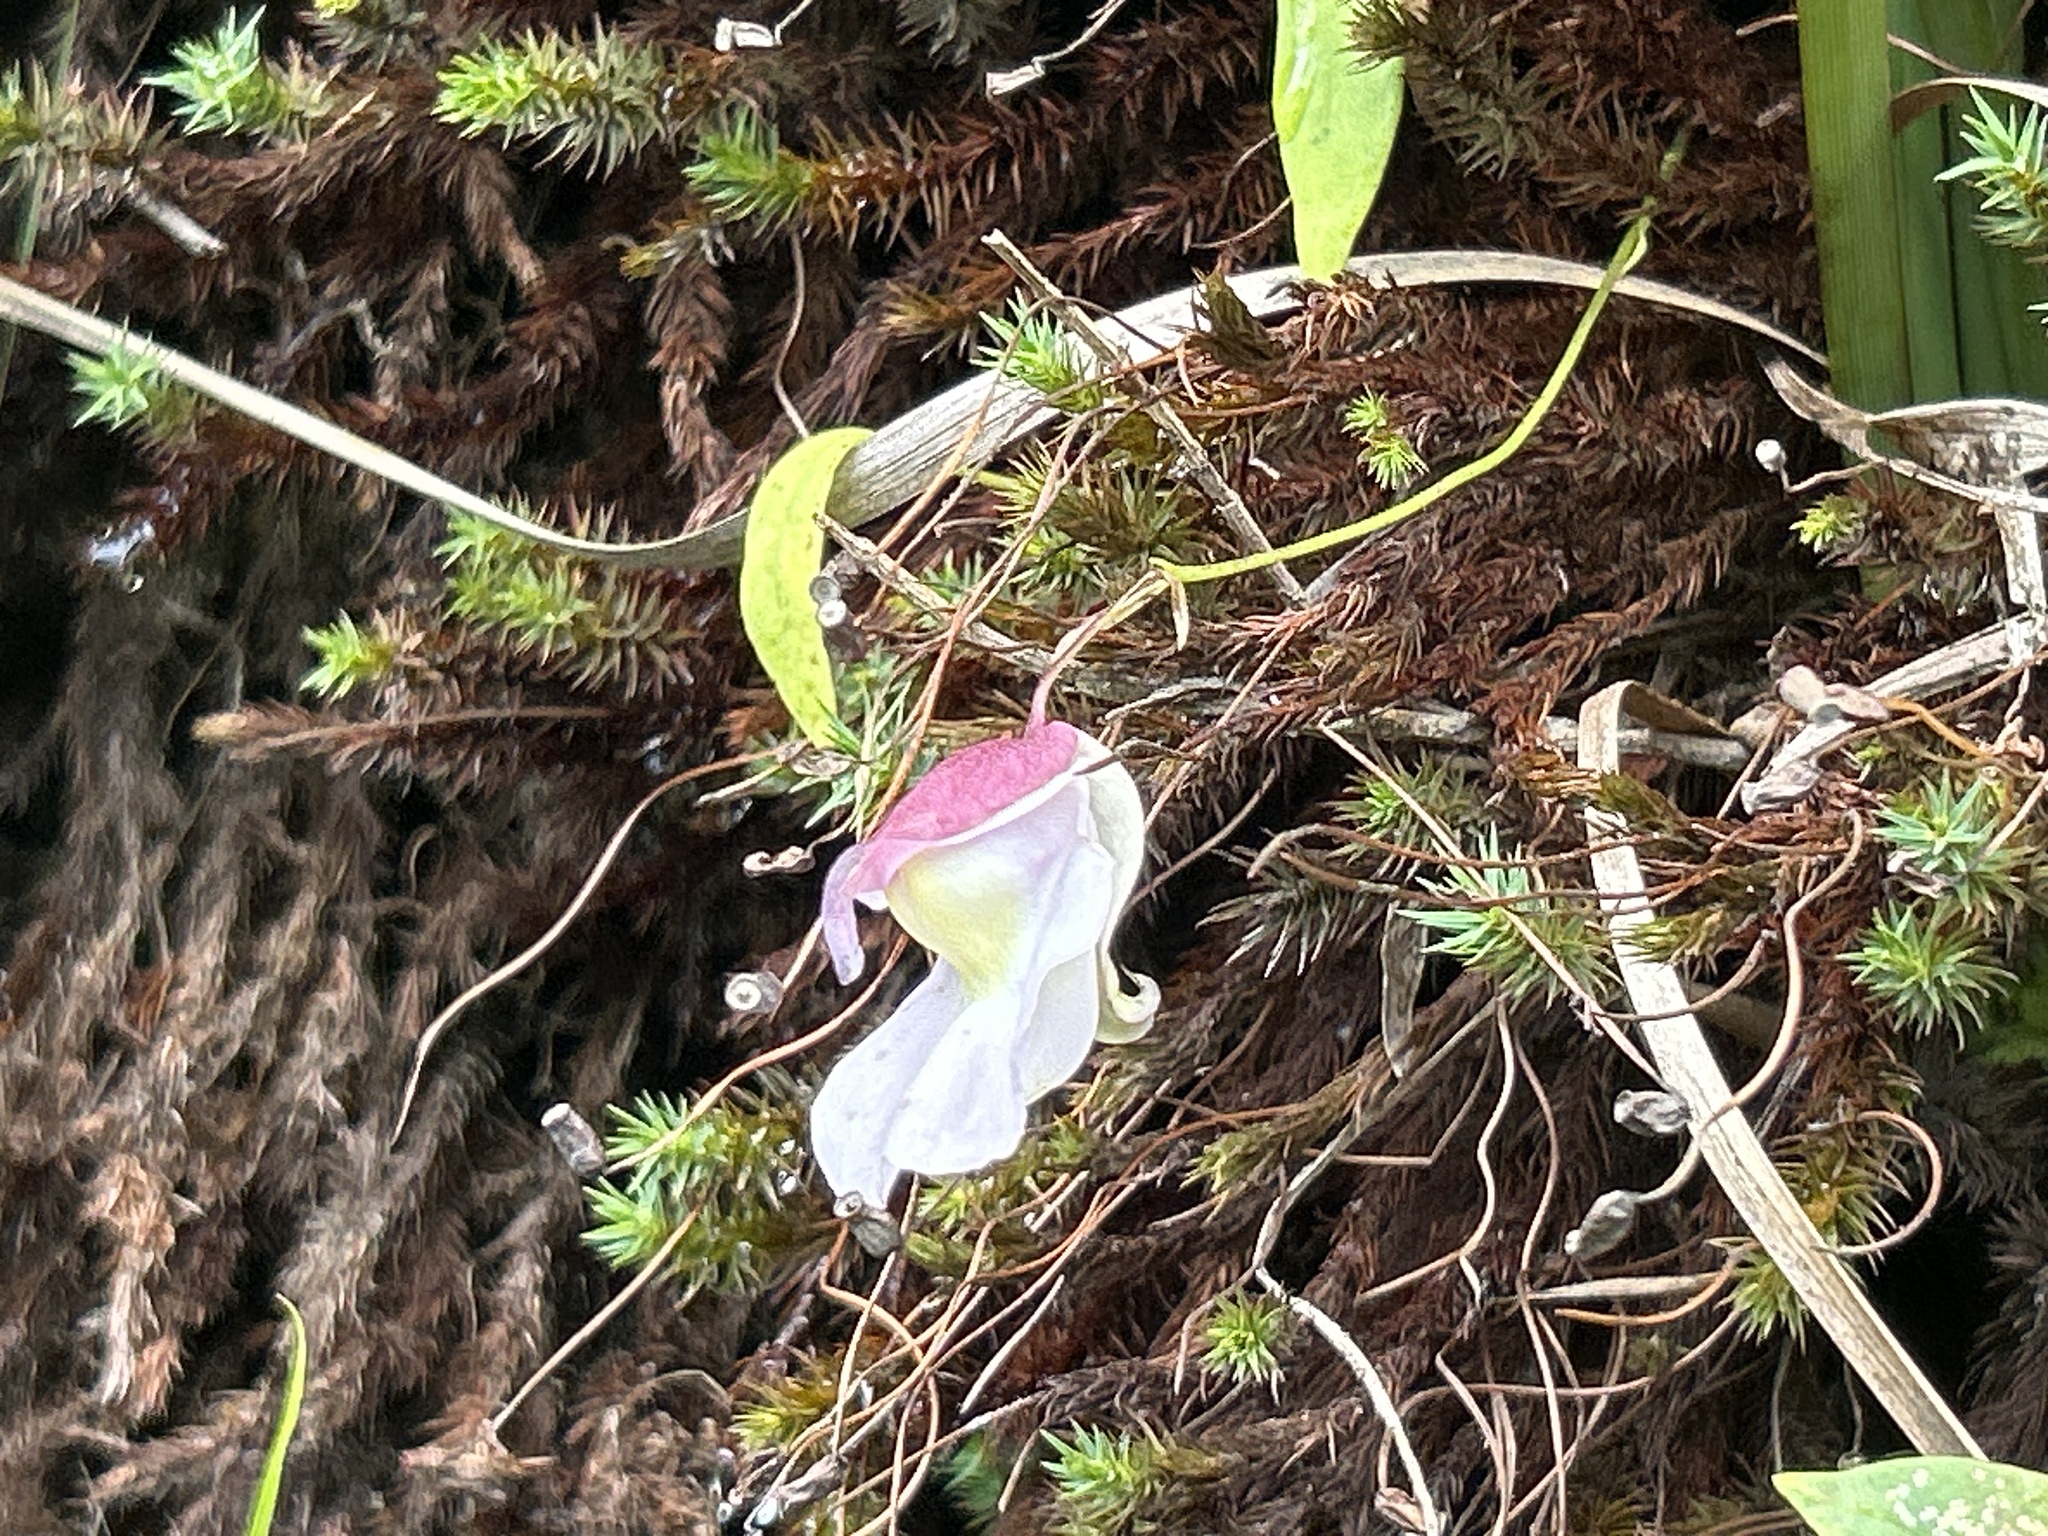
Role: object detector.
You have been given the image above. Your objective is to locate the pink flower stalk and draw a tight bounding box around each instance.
[810,720,1158,1211]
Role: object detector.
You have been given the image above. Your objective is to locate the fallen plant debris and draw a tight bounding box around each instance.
[9,1,2048,1534]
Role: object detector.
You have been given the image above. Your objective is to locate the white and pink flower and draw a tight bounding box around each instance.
[810,720,1158,1211]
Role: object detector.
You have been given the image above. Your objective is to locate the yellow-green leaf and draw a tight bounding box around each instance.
[1273,0,1404,282]
[740,427,871,750]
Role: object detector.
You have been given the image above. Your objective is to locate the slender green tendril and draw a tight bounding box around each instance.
[1153,202,1654,587]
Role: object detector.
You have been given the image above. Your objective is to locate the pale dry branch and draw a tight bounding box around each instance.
[1578,680,1982,1457]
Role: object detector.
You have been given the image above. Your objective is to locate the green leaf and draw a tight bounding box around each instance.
[1774,1456,2048,1536]
[1273,0,1404,282]
[739,427,871,751]
[245,1296,308,1536]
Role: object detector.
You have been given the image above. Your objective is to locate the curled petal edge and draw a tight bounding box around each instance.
[820,846,870,984]
[1096,961,1159,1044]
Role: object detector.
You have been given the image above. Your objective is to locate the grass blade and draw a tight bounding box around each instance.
[245,1296,308,1536]
[1798,0,1914,409]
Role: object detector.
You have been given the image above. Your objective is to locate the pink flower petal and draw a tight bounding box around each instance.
[819,844,875,984]
[877,720,1079,846]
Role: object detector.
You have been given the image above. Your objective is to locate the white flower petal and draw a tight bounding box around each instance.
[1007,832,1119,1098]
[1016,947,1102,1101]
[884,989,1032,1177]
[809,725,1162,1206]
[813,813,1119,1206]
[889,834,1115,1176]
[810,962,973,1209]
[1073,733,1159,1043]
[1074,733,1148,909]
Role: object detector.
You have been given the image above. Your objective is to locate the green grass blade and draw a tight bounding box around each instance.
[1892,0,2048,400]
[1799,0,1914,410]
[245,1296,308,1536]
[1890,39,1962,402]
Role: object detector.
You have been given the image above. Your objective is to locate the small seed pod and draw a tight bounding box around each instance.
[541,1102,606,1176]
[725,970,785,1015]
[1613,1089,1690,1138]
[1564,1189,1640,1261]
[832,1193,901,1256]
[742,844,815,877]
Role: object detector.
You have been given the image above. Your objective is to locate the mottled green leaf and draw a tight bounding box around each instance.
[740,427,871,750]
[1273,0,1404,282]
[1775,1456,2048,1536]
